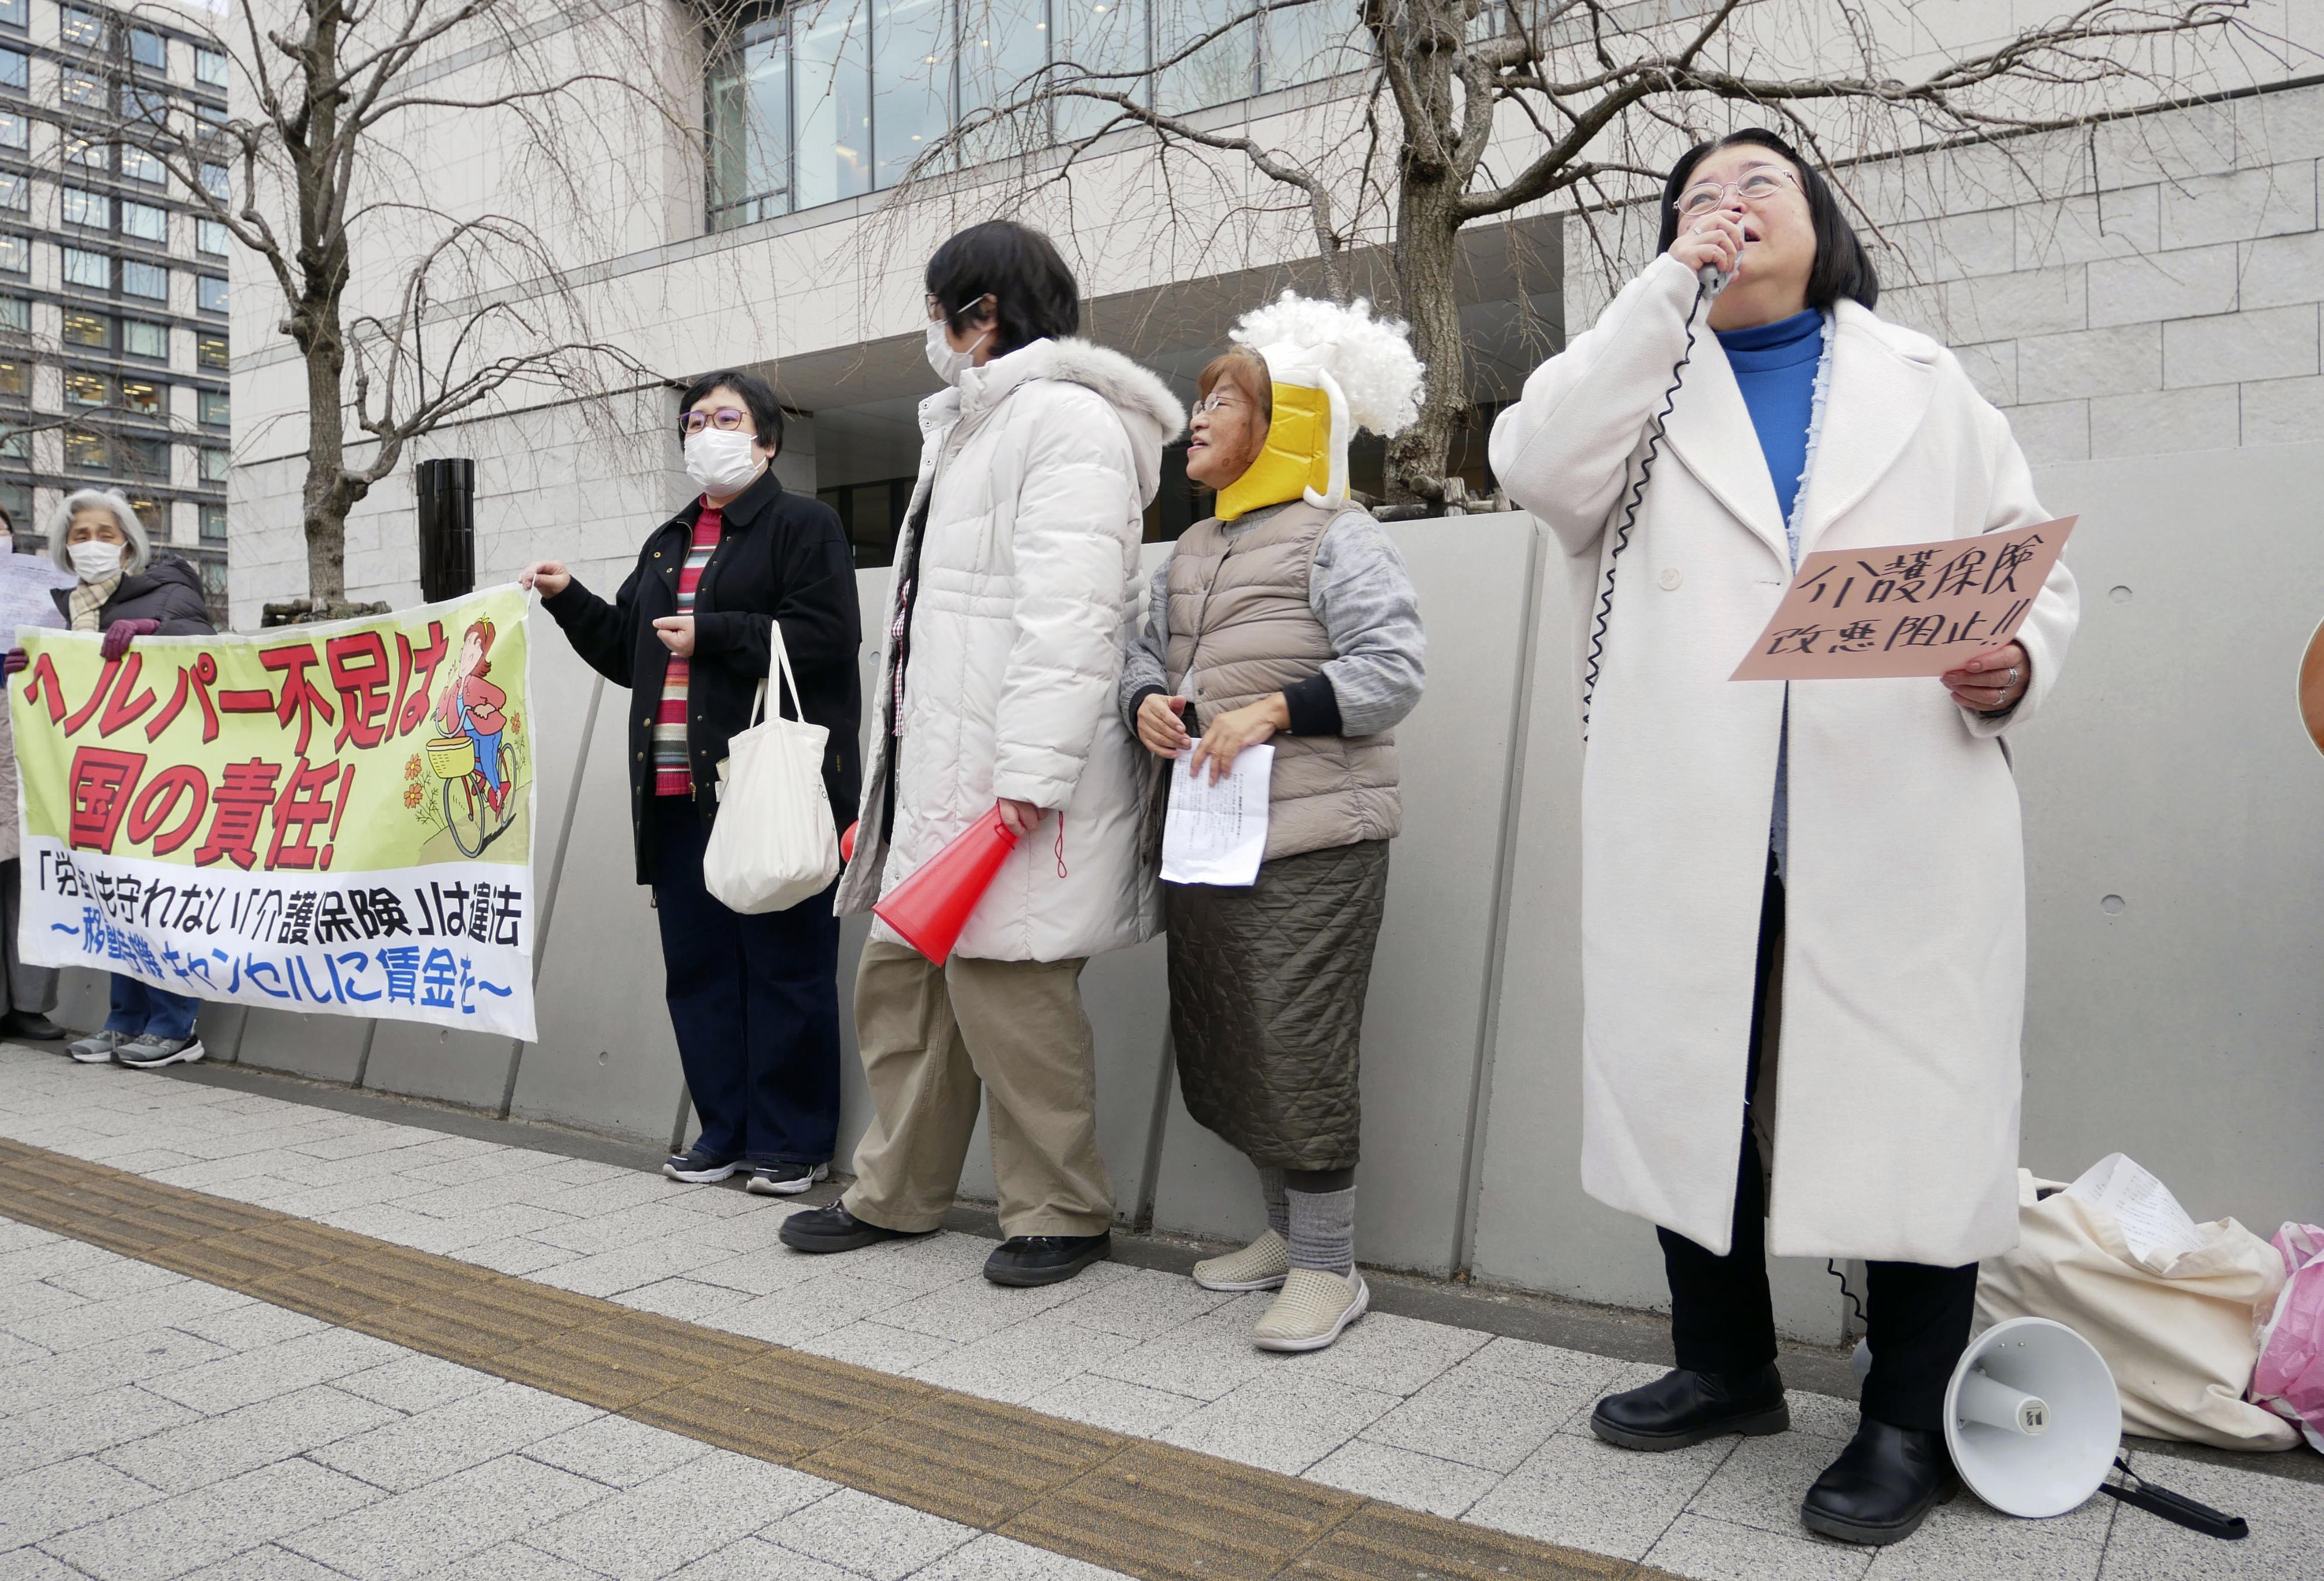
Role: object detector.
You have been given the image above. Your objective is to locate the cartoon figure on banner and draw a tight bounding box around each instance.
[426,616,522,856]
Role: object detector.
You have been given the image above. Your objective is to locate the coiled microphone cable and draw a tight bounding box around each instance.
[1579,264,1725,740]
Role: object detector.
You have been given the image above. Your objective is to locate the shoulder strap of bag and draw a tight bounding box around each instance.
[767,619,804,723]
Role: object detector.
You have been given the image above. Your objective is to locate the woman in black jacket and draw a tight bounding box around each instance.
[521,370,862,1196]
[28,490,219,1071]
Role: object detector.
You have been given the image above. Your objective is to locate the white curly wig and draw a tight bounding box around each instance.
[1228,292,1425,437]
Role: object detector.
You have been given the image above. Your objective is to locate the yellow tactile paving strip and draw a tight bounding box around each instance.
[0,1136,1664,1581]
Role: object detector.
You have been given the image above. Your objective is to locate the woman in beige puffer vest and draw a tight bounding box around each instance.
[1119,295,1426,1354]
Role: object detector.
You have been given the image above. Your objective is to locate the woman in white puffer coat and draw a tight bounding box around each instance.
[790,221,1184,1290]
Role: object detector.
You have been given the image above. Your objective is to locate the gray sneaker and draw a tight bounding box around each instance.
[117,1034,204,1070]
[67,1029,120,1065]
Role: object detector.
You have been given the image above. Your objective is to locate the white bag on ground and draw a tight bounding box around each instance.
[1977,1155,2295,1450]
[702,626,838,914]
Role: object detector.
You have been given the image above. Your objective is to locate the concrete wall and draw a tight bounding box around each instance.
[131,449,2324,1340]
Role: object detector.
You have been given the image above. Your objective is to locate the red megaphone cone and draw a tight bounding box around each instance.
[874,804,1020,964]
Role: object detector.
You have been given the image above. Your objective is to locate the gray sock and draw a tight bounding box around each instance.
[1259,1167,1289,1240]
[1285,1183,1356,1275]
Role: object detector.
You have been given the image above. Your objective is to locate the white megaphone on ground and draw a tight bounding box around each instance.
[1853,1316,2118,1517]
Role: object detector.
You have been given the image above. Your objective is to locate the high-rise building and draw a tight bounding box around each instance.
[0,0,226,620]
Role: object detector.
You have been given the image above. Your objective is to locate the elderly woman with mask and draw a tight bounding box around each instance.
[5,490,218,1069]
[1121,296,1426,1351]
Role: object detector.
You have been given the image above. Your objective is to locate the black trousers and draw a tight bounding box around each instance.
[1656,857,1978,1433]
[647,794,841,1166]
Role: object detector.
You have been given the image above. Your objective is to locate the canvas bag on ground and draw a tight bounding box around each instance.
[702,625,838,913]
[1977,1157,2296,1450]
[2251,1222,2324,1452]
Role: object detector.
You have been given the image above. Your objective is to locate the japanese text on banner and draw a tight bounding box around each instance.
[11,585,538,1040]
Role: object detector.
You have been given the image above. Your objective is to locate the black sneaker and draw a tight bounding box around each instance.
[984,1232,1111,1288]
[662,1146,741,1184]
[2,1012,64,1042]
[778,1202,929,1253]
[746,1162,831,1197]
[1590,1363,1791,1451]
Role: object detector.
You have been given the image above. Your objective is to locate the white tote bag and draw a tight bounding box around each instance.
[702,624,839,914]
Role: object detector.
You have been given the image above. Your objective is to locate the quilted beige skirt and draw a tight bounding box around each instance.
[1164,838,1390,1172]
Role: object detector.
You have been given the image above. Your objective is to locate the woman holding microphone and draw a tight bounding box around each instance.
[1488,130,2077,1545]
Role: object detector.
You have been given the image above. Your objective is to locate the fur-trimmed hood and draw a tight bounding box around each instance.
[922,336,1187,505]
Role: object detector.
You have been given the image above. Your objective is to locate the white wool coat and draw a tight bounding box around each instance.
[835,337,1183,962]
[1489,255,2080,1267]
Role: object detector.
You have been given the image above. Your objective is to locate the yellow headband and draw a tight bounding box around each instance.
[1215,381,1334,522]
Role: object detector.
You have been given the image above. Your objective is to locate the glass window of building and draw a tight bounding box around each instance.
[0,235,25,275]
[0,483,29,543]
[196,48,228,88]
[64,136,108,171]
[197,275,226,313]
[121,201,166,243]
[120,377,162,415]
[63,369,108,407]
[1157,0,1255,114]
[122,259,167,299]
[122,319,165,358]
[61,308,110,347]
[0,1,25,29]
[870,0,952,188]
[63,188,111,230]
[119,146,162,184]
[0,426,23,460]
[0,359,26,398]
[122,86,169,126]
[129,28,166,71]
[198,388,227,425]
[199,501,225,541]
[60,6,103,47]
[196,332,226,370]
[66,428,108,470]
[60,71,106,109]
[0,112,22,149]
[121,436,168,478]
[200,446,227,483]
[706,9,790,231]
[197,219,227,255]
[61,246,108,288]
[128,495,162,532]
[792,0,872,209]
[199,164,230,202]
[0,295,26,333]
[0,175,23,212]
[0,47,26,91]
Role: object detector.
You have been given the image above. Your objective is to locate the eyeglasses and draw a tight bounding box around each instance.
[1675,169,1800,217]
[1193,392,1243,416]
[681,408,751,436]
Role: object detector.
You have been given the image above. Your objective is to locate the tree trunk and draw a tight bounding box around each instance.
[300,314,348,605]
[1385,182,1465,506]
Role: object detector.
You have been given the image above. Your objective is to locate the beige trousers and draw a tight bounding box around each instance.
[843,940,1115,1238]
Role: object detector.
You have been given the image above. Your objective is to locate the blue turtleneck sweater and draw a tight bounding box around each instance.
[1715,308,1824,878]
[1715,309,1824,543]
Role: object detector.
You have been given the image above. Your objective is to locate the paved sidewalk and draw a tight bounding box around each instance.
[4,1045,2320,1579]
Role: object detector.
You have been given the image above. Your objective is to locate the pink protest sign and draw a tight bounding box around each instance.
[1731,517,2076,681]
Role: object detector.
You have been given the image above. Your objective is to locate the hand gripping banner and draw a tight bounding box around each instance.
[11,586,539,1040]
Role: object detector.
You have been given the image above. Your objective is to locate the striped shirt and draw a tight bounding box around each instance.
[652,506,722,795]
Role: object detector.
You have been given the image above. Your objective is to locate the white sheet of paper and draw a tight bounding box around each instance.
[2063,1152,2209,1265]
[1161,740,1273,887]
[0,554,72,645]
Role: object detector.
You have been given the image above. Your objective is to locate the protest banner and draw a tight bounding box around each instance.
[11,586,538,1040]
[1731,517,2076,682]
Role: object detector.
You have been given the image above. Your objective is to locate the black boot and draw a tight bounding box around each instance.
[1800,1418,1959,1545]
[983,1232,1110,1287]
[2,1012,64,1042]
[1590,1363,1789,1450]
[778,1202,931,1254]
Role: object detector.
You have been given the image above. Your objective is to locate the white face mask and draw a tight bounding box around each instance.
[924,317,990,386]
[69,540,122,581]
[683,428,763,496]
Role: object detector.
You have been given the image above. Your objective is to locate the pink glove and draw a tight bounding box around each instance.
[101,619,159,662]
[2,648,23,676]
